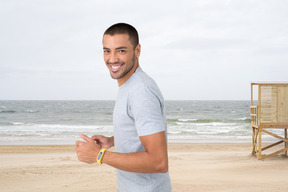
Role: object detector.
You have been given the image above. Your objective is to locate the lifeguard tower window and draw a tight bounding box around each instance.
[250,81,288,160]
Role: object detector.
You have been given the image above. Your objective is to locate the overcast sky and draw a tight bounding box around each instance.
[1,0,287,100]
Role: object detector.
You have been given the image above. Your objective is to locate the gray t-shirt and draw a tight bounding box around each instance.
[113,67,171,192]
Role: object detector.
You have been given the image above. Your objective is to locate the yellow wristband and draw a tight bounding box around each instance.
[96,149,106,164]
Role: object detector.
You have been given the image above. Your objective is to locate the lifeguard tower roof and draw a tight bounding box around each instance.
[251,81,288,85]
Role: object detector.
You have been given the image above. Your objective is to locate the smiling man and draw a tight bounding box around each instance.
[76,23,172,192]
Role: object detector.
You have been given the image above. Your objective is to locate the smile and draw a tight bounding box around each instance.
[112,65,120,69]
[109,63,124,72]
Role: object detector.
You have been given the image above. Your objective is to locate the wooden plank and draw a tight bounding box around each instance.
[251,83,253,106]
[252,127,255,154]
[262,141,284,151]
[285,129,288,156]
[259,123,288,128]
[261,129,288,143]
[258,85,261,128]
[261,148,288,160]
[252,127,258,155]
[258,130,262,160]
[259,105,273,108]
[251,82,288,86]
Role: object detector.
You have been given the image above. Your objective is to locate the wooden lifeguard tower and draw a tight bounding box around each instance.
[250,82,288,160]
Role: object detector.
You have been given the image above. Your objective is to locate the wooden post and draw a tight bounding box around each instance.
[251,83,253,106]
[285,129,288,156]
[252,127,255,154]
[258,129,262,160]
[251,83,254,154]
[258,85,262,159]
[258,85,261,127]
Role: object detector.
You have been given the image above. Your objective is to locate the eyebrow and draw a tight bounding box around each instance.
[116,46,128,50]
[103,46,128,50]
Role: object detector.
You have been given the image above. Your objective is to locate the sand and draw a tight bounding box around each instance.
[0,143,288,192]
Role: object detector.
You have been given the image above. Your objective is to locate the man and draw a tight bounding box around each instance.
[76,23,172,192]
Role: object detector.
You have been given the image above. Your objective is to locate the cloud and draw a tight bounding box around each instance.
[1,0,288,100]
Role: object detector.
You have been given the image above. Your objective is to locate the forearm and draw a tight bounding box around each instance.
[102,131,169,173]
[102,150,168,173]
[107,136,115,148]
[79,132,169,173]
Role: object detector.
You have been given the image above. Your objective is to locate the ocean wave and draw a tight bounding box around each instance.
[0,122,34,126]
[36,124,105,130]
[10,122,27,125]
[167,119,179,122]
[194,119,222,123]
[232,117,251,122]
[167,131,182,135]
[168,126,249,137]
[176,118,222,123]
[167,118,223,123]
[0,110,16,113]
[0,133,51,137]
[178,119,198,122]
[2,123,113,131]
[25,109,39,113]
[168,118,251,124]
[0,109,40,113]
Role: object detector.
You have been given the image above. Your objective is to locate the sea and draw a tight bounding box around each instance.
[0,100,275,145]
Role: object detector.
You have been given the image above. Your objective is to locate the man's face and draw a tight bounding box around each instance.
[103,34,139,80]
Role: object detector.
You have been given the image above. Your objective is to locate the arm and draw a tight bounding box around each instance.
[76,131,169,173]
[103,131,168,173]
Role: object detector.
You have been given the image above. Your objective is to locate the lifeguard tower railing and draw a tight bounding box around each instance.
[250,82,288,160]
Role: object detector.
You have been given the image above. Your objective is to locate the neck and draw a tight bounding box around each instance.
[117,61,139,87]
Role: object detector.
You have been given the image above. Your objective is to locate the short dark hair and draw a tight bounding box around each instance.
[103,23,139,49]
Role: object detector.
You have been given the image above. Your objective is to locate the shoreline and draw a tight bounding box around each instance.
[0,142,252,153]
[0,137,279,146]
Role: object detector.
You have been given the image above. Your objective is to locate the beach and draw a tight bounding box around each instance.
[1,143,288,192]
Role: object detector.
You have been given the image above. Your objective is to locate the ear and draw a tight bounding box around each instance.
[135,44,141,58]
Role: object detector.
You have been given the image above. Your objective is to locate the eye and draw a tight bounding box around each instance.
[103,50,110,54]
[118,50,126,53]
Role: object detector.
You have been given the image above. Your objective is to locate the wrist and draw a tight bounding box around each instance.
[109,136,115,148]
[96,148,107,164]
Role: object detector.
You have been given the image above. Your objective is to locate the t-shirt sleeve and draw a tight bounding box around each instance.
[129,86,166,137]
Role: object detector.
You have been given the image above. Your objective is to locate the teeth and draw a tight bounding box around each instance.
[112,65,120,69]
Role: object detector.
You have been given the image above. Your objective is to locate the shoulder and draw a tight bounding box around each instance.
[131,67,157,87]
[129,67,163,102]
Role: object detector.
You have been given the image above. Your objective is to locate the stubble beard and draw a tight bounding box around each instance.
[109,54,136,80]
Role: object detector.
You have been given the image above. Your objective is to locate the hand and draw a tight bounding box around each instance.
[76,133,100,164]
[92,135,114,149]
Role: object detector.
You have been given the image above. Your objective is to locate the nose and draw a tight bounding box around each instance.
[108,52,119,64]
